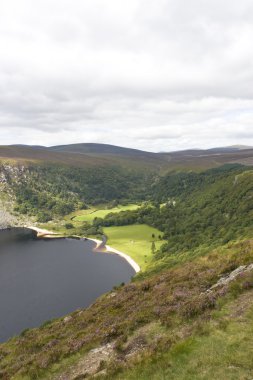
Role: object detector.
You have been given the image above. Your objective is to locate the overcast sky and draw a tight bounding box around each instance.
[0,0,253,152]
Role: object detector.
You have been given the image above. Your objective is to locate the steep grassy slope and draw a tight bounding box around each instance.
[110,293,253,380]
[1,238,253,379]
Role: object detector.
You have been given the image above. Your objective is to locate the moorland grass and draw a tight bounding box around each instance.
[111,304,253,380]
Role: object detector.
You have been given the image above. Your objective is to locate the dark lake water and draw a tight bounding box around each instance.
[0,228,135,342]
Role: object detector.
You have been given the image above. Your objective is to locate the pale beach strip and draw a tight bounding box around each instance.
[26,226,140,273]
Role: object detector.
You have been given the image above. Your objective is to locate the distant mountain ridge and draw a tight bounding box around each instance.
[7,142,253,156]
[49,143,155,156]
[1,143,253,171]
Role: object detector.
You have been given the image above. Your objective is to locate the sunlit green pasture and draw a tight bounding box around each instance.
[74,204,140,222]
[104,224,165,270]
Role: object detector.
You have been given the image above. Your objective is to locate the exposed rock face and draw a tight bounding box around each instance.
[0,164,28,229]
[0,188,17,229]
[207,263,253,292]
[0,208,16,229]
[56,343,115,380]
[63,316,73,324]
[0,164,26,185]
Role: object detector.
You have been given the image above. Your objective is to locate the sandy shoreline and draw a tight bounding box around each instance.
[92,238,140,273]
[26,226,62,238]
[105,244,140,273]
[27,226,140,274]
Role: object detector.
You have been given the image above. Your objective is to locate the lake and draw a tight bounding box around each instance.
[0,228,135,342]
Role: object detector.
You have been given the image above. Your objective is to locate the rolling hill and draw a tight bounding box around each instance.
[0,144,167,171]
[49,143,157,157]
[1,143,253,172]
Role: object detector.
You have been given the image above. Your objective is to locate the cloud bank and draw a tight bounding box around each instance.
[0,0,253,151]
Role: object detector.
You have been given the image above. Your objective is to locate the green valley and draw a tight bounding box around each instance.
[1,144,253,380]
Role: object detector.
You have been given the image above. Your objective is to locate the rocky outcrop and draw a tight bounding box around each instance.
[207,263,253,292]
[0,209,16,229]
[56,343,115,379]
[0,164,29,229]
[0,164,26,185]
[0,189,17,229]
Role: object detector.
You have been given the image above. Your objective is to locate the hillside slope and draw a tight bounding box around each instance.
[0,238,253,379]
[97,164,253,272]
[1,148,253,379]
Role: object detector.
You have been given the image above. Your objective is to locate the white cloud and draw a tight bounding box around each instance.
[0,0,253,151]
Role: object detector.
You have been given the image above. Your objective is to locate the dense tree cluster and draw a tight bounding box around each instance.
[97,164,253,255]
[9,164,152,221]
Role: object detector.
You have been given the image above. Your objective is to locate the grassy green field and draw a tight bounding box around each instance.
[74,204,140,222]
[104,224,165,270]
